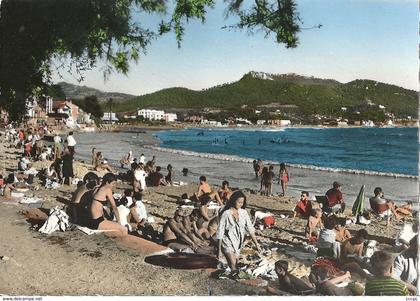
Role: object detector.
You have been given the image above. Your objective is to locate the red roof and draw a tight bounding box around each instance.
[52,100,68,110]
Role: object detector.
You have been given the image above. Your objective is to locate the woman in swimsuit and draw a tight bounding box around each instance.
[278,162,289,196]
[89,173,128,235]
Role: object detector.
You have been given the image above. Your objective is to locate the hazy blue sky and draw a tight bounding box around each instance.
[52,0,419,95]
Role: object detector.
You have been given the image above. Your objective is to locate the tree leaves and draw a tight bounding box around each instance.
[0,0,302,121]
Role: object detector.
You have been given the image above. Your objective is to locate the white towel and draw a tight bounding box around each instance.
[76,225,119,235]
[11,192,25,199]
[39,207,69,234]
[19,197,42,204]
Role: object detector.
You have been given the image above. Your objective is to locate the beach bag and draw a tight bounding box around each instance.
[262,215,275,228]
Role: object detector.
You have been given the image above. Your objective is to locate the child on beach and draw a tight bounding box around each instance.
[278,162,289,196]
[365,251,409,296]
[165,164,174,186]
[316,217,340,259]
[334,218,352,242]
[293,191,312,219]
[91,148,96,167]
[305,208,323,240]
[261,165,275,196]
[218,180,232,203]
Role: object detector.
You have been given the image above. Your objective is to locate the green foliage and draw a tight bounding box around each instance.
[46,85,66,99]
[110,73,418,119]
[73,95,104,118]
[0,0,302,121]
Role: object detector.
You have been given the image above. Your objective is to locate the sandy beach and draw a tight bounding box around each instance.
[0,129,418,296]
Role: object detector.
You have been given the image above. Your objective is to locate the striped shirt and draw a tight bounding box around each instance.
[365,277,409,296]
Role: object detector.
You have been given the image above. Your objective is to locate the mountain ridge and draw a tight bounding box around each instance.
[57,72,418,118]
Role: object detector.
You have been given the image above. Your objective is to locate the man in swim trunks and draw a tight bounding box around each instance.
[163,208,200,252]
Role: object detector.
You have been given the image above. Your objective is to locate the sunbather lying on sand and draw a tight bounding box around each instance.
[268,260,316,295]
[339,229,372,280]
[267,260,356,296]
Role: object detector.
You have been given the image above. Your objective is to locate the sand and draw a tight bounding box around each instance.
[0,129,417,296]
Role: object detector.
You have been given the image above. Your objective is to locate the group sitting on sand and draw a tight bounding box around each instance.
[2,124,418,296]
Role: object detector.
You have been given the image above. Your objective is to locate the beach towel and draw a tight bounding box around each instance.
[45,179,60,189]
[363,240,378,258]
[19,197,43,204]
[248,258,277,280]
[39,207,69,234]
[11,191,25,199]
[395,223,417,246]
[311,257,342,277]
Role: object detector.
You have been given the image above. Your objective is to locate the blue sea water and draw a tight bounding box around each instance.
[154,127,419,177]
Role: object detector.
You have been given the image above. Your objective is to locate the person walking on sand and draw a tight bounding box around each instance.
[278,162,289,196]
[89,173,128,236]
[262,165,275,196]
[53,132,62,159]
[91,148,97,167]
[61,147,74,185]
[216,190,261,279]
[256,159,264,177]
[139,153,145,165]
[66,131,76,155]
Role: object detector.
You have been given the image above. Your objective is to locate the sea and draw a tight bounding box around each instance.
[153,127,419,177]
[74,127,419,204]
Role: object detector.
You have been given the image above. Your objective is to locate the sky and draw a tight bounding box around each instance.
[52,0,419,96]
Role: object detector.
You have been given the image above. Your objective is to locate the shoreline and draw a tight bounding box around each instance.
[74,131,419,203]
[76,122,419,135]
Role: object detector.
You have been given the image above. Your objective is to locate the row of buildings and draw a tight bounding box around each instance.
[123,109,178,122]
[25,96,93,128]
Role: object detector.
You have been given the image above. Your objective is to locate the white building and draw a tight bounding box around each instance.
[163,113,177,122]
[279,120,291,126]
[201,120,222,127]
[256,120,266,125]
[137,109,164,120]
[102,112,119,122]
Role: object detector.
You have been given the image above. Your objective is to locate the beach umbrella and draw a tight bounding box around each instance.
[352,185,365,216]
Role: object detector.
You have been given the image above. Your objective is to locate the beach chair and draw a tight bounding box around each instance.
[368,198,390,222]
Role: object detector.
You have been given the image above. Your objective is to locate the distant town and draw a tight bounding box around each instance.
[4,92,417,133]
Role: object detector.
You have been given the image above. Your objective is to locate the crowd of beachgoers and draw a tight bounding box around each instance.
[0,123,418,296]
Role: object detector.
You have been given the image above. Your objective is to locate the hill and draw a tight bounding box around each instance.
[57,82,136,102]
[110,72,418,119]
